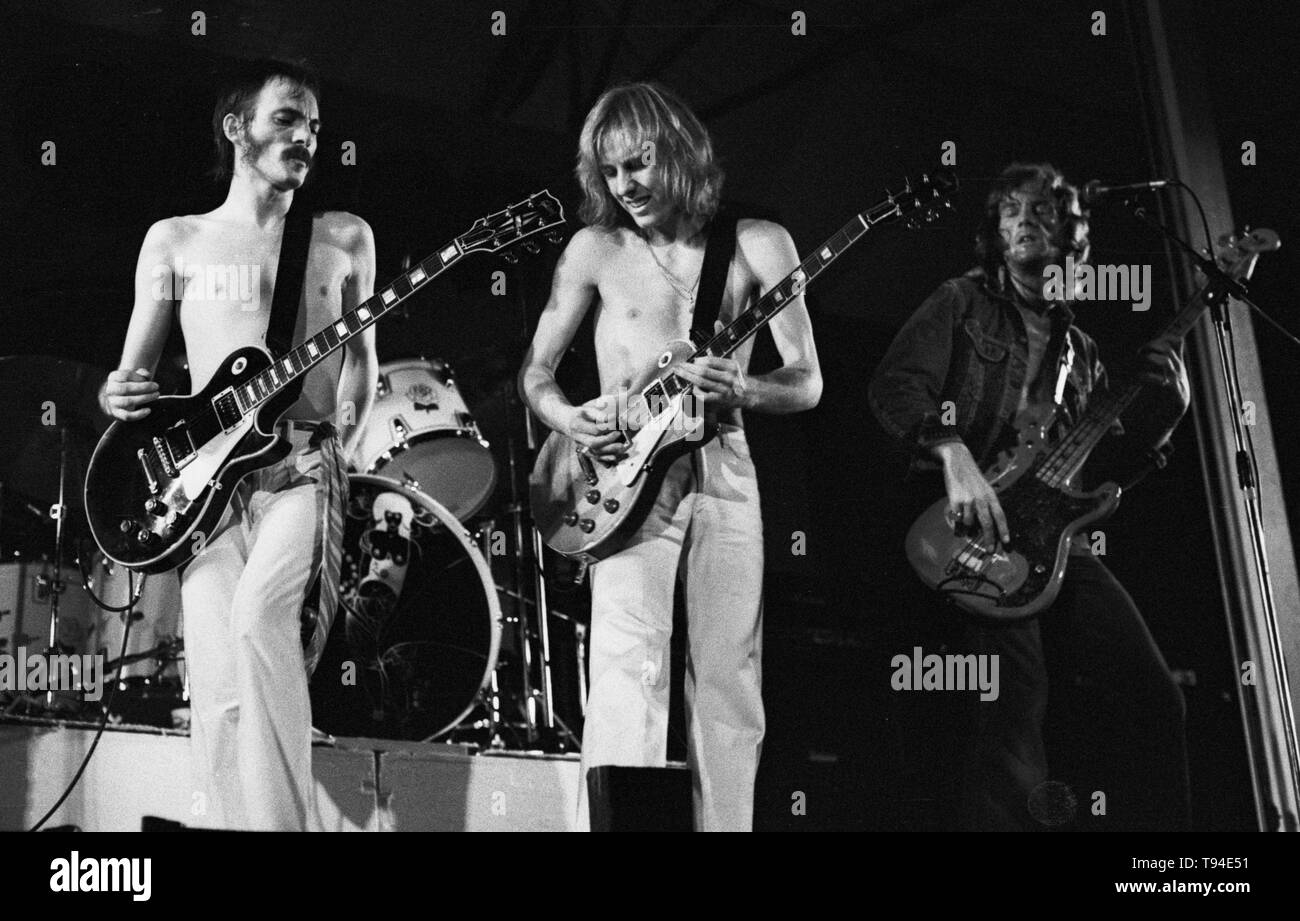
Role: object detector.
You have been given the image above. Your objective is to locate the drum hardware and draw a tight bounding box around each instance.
[310,474,503,744]
[0,357,113,713]
[489,282,582,753]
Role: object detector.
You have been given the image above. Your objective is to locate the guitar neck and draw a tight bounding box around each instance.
[645,198,902,405]
[703,203,895,360]
[1034,276,1218,486]
[235,239,468,413]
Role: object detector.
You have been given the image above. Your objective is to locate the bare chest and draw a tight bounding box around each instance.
[592,244,751,390]
[175,222,350,390]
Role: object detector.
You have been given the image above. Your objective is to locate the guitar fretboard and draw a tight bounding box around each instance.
[644,193,922,406]
[232,240,465,414]
[224,190,562,416]
[1033,271,1232,487]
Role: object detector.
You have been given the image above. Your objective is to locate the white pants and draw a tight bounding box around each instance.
[180,425,345,831]
[580,426,765,831]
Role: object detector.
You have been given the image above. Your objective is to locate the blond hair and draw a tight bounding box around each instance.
[576,82,723,229]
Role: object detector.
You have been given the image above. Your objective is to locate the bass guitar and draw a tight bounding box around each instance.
[85,190,565,574]
[905,227,1279,620]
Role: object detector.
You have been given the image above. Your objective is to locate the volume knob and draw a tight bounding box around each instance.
[563,512,579,527]
[603,499,620,513]
[585,489,601,504]
[579,519,596,533]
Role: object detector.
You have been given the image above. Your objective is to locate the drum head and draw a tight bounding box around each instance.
[377,435,498,523]
[358,358,499,522]
[309,474,501,742]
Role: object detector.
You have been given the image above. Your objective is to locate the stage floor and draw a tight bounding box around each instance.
[0,718,586,831]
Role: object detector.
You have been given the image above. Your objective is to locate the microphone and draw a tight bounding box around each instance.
[1079,179,1172,205]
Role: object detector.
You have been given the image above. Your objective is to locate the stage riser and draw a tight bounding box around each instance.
[0,726,583,831]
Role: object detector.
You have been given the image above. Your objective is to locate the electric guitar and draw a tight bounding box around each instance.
[531,173,958,564]
[905,227,1279,621]
[85,190,566,574]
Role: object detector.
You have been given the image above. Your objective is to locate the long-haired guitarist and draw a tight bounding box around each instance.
[519,82,821,831]
[869,163,1191,830]
[96,59,378,830]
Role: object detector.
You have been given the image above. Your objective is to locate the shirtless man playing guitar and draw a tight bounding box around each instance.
[520,82,821,831]
[98,60,377,830]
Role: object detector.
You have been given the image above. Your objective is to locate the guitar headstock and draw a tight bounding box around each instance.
[1212,227,1280,281]
[457,189,567,259]
[876,171,959,230]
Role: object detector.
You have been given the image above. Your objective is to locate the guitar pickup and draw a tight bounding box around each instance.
[213,388,243,431]
[163,424,197,471]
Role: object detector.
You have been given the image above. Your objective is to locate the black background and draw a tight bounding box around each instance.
[2,0,1297,831]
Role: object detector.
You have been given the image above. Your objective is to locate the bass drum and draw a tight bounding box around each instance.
[353,358,498,522]
[310,474,501,742]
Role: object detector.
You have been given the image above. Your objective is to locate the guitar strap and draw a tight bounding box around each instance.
[265,196,315,401]
[1050,317,1075,408]
[691,207,739,347]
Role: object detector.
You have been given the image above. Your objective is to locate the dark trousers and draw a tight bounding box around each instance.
[956,553,1190,831]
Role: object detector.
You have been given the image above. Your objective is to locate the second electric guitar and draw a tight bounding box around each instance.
[531,173,956,563]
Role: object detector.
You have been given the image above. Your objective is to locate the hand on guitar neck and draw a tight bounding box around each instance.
[934,440,1012,547]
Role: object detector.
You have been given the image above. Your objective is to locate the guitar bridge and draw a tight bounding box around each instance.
[151,437,178,478]
[137,448,160,494]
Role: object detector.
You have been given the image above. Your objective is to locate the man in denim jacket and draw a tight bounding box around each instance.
[870,163,1191,830]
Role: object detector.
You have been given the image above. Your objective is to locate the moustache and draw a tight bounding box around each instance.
[284,149,313,167]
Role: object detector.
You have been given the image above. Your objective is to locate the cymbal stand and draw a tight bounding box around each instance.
[493,277,580,752]
[40,425,72,709]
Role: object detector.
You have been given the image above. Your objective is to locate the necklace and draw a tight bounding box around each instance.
[643,236,701,304]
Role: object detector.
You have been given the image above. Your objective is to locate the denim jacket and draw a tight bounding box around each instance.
[868,268,1188,485]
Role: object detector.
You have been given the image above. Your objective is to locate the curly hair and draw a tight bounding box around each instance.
[575,82,724,229]
[974,162,1090,280]
[210,58,321,185]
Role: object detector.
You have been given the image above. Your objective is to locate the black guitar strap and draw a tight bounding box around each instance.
[265,197,315,394]
[691,207,739,347]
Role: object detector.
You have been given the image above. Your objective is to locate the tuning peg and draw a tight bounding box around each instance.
[501,251,520,264]
[522,240,540,255]
[546,231,564,245]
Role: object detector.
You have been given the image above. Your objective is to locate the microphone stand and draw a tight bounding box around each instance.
[1128,198,1300,827]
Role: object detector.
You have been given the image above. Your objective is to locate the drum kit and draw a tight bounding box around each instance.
[0,353,581,750]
